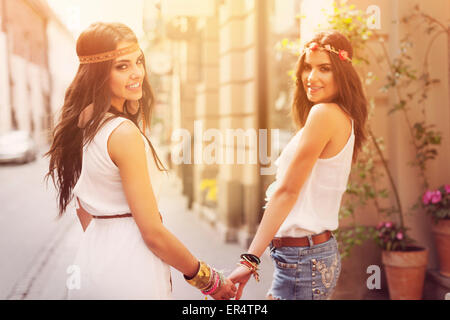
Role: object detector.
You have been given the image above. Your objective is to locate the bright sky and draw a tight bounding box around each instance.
[47,0,145,39]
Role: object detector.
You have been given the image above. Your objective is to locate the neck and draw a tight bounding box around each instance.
[111,98,125,113]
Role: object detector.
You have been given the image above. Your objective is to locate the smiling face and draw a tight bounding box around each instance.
[301,49,338,104]
[109,41,145,111]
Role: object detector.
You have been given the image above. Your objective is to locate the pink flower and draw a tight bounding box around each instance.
[309,42,319,51]
[444,184,450,194]
[422,190,433,205]
[385,222,393,228]
[396,232,403,240]
[376,222,384,230]
[339,49,349,61]
[431,190,442,204]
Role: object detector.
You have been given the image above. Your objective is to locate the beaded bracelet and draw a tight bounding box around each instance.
[240,253,260,265]
[238,259,260,282]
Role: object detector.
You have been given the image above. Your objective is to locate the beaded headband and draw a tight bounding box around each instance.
[304,42,352,63]
[78,43,140,64]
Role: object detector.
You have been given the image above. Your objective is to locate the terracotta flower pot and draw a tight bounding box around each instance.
[431,219,450,277]
[382,247,428,300]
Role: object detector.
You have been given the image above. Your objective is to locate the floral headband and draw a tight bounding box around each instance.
[304,42,352,63]
[78,43,140,64]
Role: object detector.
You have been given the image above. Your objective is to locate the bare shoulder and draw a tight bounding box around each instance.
[306,103,338,125]
[310,102,343,116]
[110,119,140,140]
[308,103,350,127]
[108,119,145,164]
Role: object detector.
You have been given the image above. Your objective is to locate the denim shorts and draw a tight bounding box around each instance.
[267,233,341,300]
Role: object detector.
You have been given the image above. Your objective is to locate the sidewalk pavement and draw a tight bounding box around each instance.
[9,174,273,300]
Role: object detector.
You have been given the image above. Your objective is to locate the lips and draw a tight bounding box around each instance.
[126,82,141,91]
[307,86,323,94]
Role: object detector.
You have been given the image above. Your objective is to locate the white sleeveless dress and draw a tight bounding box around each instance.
[69,116,172,299]
[266,117,355,237]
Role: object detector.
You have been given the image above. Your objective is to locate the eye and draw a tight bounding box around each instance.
[303,64,312,71]
[116,64,128,70]
[320,66,331,72]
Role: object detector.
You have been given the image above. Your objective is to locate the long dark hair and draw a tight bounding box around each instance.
[45,22,165,217]
[292,31,368,162]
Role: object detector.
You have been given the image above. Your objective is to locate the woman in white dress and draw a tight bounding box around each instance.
[46,22,236,300]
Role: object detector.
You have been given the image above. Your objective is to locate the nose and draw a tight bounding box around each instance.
[307,69,317,84]
[130,65,144,80]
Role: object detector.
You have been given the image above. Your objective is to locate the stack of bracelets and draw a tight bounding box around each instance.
[184,261,225,296]
[239,253,260,282]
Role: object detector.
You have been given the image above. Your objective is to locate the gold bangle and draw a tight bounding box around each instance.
[185,261,212,290]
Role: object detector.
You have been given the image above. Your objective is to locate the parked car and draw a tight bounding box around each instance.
[0,130,37,164]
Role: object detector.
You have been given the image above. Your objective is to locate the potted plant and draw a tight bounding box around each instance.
[375,222,429,300]
[325,2,446,300]
[422,184,450,277]
[278,2,446,299]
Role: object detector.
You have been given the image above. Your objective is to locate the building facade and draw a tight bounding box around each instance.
[0,0,76,145]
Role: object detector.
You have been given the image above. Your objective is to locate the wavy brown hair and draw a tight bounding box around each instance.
[45,22,165,217]
[292,31,368,162]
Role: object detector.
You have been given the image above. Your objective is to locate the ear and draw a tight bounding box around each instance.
[78,103,94,128]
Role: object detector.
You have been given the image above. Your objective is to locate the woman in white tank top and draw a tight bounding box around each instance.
[45,22,236,300]
[229,31,368,300]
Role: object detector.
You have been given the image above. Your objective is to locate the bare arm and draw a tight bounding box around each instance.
[229,104,338,299]
[247,104,337,257]
[108,120,199,277]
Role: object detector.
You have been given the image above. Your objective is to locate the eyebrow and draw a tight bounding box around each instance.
[304,62,332,67]
[115,54,144,64]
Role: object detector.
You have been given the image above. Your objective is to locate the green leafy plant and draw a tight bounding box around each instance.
[329,2,446,255]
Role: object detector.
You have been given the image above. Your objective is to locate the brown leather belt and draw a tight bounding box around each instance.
[76,198,162,221]
[271,231,332,248]
[91,213,132,219]
[76,198,132,219]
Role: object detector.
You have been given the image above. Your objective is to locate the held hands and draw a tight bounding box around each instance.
[227,265,252,300]
[210,277,237,300]
[184,261,237,300]
[185,259,258,300]
[228,253,261,300]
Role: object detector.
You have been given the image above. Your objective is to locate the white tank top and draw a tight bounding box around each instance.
[73,116,166,216]
[266,118,355,237]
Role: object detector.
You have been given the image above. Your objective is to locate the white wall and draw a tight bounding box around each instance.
[0,32,11,134]
[46,20,77,121]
